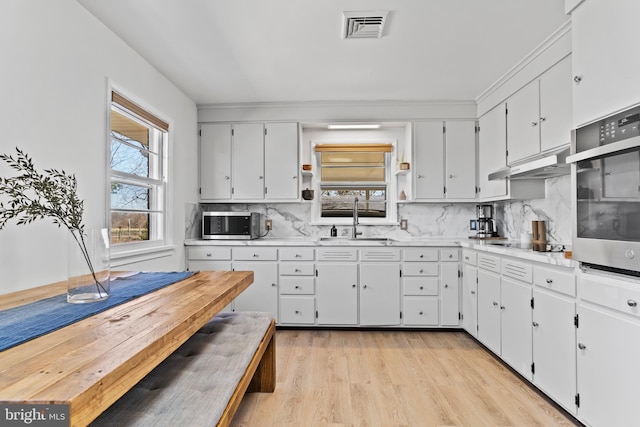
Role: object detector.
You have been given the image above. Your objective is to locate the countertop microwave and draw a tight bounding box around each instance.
[202,212,262,240]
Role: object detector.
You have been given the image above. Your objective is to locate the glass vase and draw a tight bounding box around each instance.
[67,228,110,303]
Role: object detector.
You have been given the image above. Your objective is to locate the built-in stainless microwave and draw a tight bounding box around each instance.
[202,212,262,240]
[568,103,640,275]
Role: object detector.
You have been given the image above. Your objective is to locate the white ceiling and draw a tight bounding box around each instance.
[78,0,569,106]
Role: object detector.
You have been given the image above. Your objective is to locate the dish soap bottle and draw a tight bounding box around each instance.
[331,225,337,237]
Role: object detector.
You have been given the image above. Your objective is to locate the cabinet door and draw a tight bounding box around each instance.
[539,56,572,152]
[577,304,640,427]
[462,264,478,337]
[532,288,576,414]
[200,123,231,200]
[506,80,540,164]
[232,123,264,199]
[316,263,358,325]
[440,263,460,326]
[445,121,476,199]
[572,0,640,127]
[500,277,533,381]
[414,121,444,199]
[478,104,508,199]
[232,262,278,320]
[477,269,501,354]
[264,122,299,200]
[360,264,401,326]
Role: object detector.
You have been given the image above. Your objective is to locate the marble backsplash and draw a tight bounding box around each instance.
[186,175,571,245]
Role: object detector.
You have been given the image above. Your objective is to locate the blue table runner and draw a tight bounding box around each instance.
[0,271,195,352]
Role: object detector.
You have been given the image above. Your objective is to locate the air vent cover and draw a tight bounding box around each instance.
[343,10,389,39]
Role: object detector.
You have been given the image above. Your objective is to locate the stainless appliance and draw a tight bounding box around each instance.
[202,212,262,240]
[567,103,640,274]
[470,204,497,238]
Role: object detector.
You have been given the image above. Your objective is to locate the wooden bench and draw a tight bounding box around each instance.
[89,312,276,427]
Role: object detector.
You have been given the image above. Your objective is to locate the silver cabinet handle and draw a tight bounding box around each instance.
[500,305,505,310]
[224,176,230,180]
[419,286,424,290]
[295,310,300,314]
[419,254,424,258]
[449,254,453,258]
[292,176,297,179]
[363,284,367,289]
[578,343,587,350]
[295,254,301,258]
[419,311,424,315]
[253,254,259,258]
[628,299,638,307]
[539,117,546,123]
[444,284,449,288]
[574,75,582,83]
[532,321,539,327]
[294,268,301,272]
[417,174,424,178]
[470,290,476,295]
[531,121,538,127]
[352,284,356,288]
[419,269,424,273]
[259,176,264,179]
[295,285,300,289]
[449,174,454,179]
[493,301,498,306]
[206,253,212,257]
[271,283,276,287]
[546,278,553,284]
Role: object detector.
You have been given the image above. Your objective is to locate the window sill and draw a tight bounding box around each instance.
[110,244,176,267]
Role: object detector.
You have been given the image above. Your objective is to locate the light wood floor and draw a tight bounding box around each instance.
[231,329,580,427]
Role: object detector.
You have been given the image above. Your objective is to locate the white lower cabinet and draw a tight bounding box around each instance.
[316,262,358,325]
[477,254,502,354]
[462,250,478,337]
[500,276,533,381]
[402,248,440,326]
[360,262,401,326]
[278,247,316,325]
[232,261,278,319]
[532,265,577,415]
[576,273,640,427]
[440,261,460,326]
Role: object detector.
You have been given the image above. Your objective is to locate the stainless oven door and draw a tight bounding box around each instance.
[568,134,640,272]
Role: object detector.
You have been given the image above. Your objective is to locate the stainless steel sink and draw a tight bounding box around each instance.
[318,237,396,242]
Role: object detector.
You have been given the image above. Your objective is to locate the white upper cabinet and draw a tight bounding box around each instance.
[478,104,508,200]
[539,56,573,152]
[445,121,477,199]
[199,121,299,202]
[414,120,476,200]
[506,56,572,165]
[414,121,444,199]
[264,122,299,200]
[571,0,640,126]
[233,123,265,200]
[200,123,232,200]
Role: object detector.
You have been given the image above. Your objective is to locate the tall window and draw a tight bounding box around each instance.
[315,143,392,219]
[109,92,168,247]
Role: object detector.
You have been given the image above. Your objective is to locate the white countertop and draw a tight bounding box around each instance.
[185,237,578,268]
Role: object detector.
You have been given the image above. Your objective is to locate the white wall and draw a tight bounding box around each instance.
[0,0,198,294]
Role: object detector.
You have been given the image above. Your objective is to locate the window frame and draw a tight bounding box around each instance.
[107,88,172,262]
[311,140,398,225]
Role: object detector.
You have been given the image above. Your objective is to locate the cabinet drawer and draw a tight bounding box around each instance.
[317,248,358,261]
[502,259,533,283]
[478,254,501,273]
[280,277,315,294]
[360,248,400,261]
[280,263,315,276]
[579,273,640,318]
[403,297,439,325]
[403,277,439,296]
[462,250,477,266]
[403,249,439,262]
[402,263,439,277]
[279,247,315,261]
[233,247,278,261]
[188,246,232,261]
[533,265,576,297]
[279,296,315,324]
[440,249,459,262]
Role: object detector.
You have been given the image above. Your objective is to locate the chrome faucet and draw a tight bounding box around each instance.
[352,197,362,239]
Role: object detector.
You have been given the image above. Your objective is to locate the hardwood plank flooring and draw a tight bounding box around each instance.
[231,329,580,427]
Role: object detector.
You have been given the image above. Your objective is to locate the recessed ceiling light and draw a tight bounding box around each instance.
[327,124,382,130]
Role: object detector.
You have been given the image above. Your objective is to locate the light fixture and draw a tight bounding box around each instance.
[327,123,382,130]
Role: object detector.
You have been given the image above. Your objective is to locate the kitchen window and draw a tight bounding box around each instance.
[109,92,168,250]
[314,143,394,222]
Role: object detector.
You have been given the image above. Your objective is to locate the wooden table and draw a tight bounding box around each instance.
[0,270,254,427]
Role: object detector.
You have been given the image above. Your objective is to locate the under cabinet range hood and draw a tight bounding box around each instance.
[488,146,571,180]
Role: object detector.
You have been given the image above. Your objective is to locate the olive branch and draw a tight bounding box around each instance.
[0,148,108,297]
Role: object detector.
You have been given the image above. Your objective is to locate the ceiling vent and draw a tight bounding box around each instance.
[343,10,389,39]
